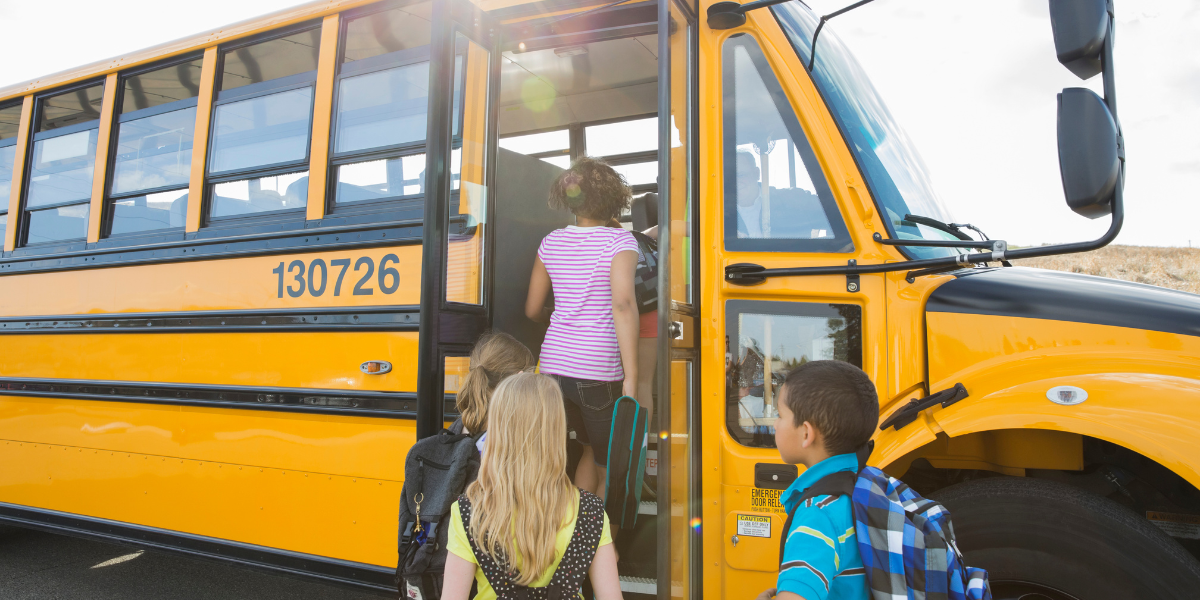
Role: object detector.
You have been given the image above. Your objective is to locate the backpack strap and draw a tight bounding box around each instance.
[778,471,857,569]
[776,444,875,569]
[458,490,601,600]
[458,495,523,598]
[543,490,606,599]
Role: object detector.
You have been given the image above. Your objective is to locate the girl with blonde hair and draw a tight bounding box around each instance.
[454,332,535,451]
[442,372,623,600]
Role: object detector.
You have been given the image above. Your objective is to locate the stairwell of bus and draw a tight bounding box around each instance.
[488,25,663,599]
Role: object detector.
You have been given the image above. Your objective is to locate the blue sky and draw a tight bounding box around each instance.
[1,0,1194,247]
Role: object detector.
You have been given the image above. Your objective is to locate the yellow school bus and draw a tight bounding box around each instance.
[2,0,1198,598]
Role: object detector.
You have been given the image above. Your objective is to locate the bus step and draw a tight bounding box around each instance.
[639,501,656,515]
[619,576,657,596]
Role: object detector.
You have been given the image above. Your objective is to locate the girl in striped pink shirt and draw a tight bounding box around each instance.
[524,157,640,498]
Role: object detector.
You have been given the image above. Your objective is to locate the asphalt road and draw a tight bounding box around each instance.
[0,524,387,599]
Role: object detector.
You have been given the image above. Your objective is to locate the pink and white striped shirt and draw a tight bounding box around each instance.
[537,225,640,381]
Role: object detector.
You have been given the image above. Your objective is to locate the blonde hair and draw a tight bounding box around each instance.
[465,373,574,586]
[457,332,535,434]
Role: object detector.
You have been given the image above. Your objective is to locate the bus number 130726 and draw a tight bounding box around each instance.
[271,255,401,298]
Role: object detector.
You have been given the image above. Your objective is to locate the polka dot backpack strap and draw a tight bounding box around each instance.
[541,490,606,600]
[458,495,527,599]
[459,490,604,600]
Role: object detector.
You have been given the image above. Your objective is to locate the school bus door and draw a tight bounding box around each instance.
[656,1,701,600]
[416,0,500,438]
[699,17,889,599]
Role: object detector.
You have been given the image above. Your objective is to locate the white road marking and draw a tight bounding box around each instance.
[91,550,144,569]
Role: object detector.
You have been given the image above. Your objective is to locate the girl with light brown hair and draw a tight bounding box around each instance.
[441,372,623,600]
[454,332,536,449]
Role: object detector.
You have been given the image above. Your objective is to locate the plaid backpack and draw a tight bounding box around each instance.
[782,461,991,600]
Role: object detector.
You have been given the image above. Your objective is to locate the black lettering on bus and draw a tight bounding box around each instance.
[308,259,328,297]
[353,256,375,296]
[330,258,351,296]
[272,262,285,298]
[378,254,400,294]
[287,260,306,298]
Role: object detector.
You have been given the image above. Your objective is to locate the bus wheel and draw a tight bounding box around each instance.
[933,476,1200,600]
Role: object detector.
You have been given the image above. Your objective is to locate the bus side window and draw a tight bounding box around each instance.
[23,83,106,247]
[330,3,433,211]
[207,27,323,223]
[721,35,852,253]
[107,57,204,237]
[0,103,21,244]
[725,300,862,448]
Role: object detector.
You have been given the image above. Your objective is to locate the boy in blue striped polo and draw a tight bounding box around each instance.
[754,361,877,600]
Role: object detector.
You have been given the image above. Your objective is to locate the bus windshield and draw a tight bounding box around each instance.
[772,2,963,259]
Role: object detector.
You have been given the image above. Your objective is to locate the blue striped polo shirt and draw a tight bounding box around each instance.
[778,453,868,600]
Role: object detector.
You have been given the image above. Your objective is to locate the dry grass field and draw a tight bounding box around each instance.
[1011,245,1200,295]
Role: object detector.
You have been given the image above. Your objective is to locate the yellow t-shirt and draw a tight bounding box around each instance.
[447,490,613,600]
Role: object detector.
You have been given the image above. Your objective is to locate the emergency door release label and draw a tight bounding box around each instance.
[736,514,772,538]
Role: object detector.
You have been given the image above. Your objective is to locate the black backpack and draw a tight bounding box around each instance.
[631,231,658,314]
[457,490,606,599]
[396,420,480,600]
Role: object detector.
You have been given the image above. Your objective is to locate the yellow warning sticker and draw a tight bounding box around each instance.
[750,487,785,514]
[1147,511,1200,540]
[737,514,772,538]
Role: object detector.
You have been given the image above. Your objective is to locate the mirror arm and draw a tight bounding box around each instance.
[725,250,1002,286]
[1004,176,1124,263]
[726,179,1124,286]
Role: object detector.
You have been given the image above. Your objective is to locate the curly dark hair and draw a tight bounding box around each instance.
[547,156,631,221]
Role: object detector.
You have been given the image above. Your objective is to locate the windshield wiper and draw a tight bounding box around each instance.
[871,214,998,249]
[902,214,976,241]
[870,214,1011,272]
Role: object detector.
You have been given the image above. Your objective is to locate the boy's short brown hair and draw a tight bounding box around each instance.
[780,361,878,455]
[547,156,632,221]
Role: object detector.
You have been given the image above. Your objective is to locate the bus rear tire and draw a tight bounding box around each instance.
[933,476,1200,600]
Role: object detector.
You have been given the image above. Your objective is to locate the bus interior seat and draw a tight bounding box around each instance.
[211,175,308,216]
[630,191,658,232]
[169,193,187,228]
[491,147,569,360]
[284,177,308,208]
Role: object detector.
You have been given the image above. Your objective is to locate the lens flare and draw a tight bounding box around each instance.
[690,517,702,533]
[520,78,556,113]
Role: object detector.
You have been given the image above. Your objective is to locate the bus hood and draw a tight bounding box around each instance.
[924,267,1200,387]
[927,267,1200,338]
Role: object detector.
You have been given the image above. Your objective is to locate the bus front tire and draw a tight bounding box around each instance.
[934,476,1200,600]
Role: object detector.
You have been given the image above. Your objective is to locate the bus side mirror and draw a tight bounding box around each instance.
[1048,0,1109,80]
[1058,88,1120,219]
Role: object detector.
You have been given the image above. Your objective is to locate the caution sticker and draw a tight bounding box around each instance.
[1147,511,1200,540]
[736,514,772,538]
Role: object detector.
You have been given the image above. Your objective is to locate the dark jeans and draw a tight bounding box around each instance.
[553,374,621,466]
